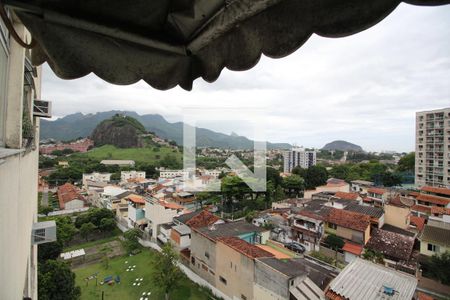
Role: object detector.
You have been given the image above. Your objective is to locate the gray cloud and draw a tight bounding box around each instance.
[41,3,450,152]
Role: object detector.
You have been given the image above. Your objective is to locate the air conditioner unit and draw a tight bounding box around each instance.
[32,221,57,245]
[33,100,52,118]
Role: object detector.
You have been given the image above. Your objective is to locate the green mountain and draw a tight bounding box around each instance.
[40,111,291,150]
[322,140,363,152]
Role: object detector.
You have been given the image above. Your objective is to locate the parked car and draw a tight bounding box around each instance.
[284,242,306,253]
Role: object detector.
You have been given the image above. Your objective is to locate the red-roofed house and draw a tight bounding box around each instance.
[409,215,426,232]
[430,206,450,223]
[186,210,221,229]
[291,209,327,251]
[334,192,360,202]
[420,186,450,198]
[57,183,86,210]
[416,193,450,207]
[215,237,273,300]
[366,187,389,207]
[127,194,147,229]
[326,208,371,245]
[342,242,363,264]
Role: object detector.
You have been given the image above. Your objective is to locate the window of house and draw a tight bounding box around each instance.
[201,264,208,272]
[219,276,227,285]
[427,243,439,252]
[241,295,247,300]
[191,257,196,265]
[0,14,9,147]
[204,251,209,259]
[328,223,337,230]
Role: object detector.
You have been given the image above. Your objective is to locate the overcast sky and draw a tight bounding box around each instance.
[42,3,450,153]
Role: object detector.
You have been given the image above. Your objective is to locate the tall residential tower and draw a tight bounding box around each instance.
[283,147,316,173]
[415,108,450,188]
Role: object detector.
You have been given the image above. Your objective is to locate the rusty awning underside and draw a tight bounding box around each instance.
[4,0,450,90]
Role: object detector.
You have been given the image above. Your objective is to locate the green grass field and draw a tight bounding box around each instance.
[80,145,182,165]
[74,250,212,300]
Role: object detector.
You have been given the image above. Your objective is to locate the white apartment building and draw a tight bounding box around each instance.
[0,12,45,300]
[160,169,189,179]
[121,170,146,182]
[415,108,450,188]
[82,172,111,187]
[283,147,317,173]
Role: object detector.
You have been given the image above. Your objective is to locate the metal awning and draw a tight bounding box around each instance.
[2,0,449,90]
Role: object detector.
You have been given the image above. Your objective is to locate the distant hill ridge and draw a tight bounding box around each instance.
[322,140,363,152]
[41,110,291,150]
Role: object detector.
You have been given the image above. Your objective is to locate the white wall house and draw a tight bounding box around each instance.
[145,198,184,238]
[121,170,146,182]
[0,12,42,300]
[159,169,189,179]
[82,172,111,187]
[100,185,127,210]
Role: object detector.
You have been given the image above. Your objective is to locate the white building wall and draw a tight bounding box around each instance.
[145,201,179,237]
[415,108,450,188]
[0,15,40,300]
[82,172,111,186]
[283,148,317,173]
[64,199,85,210]
[121,171,146,182]
[160,170,189,178]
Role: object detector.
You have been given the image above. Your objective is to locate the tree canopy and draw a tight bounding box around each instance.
[151,244,183,300]
[38,260,81,300]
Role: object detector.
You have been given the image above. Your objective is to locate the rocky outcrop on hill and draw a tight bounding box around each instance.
[90,114,146,148]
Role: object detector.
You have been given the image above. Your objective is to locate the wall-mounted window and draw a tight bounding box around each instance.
[204,251,209,259]
[427,243,439,252]
[0,14,9,147]
[328,223,337,230]
[219,276,227,285]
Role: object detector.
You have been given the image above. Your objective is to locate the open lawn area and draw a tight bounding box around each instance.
[79,145,182,165]
[74,250,212,300]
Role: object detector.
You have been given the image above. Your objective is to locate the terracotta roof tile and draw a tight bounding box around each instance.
[327,208,370,232]
[325,290,346,300]
[186,210,220,229]
[431,206,450,215]
[411,205,432,214]
[367,187,387,195]
[57,183,85,209]
[159,200,184,210]
[417,194,450,206]
[409,216,426,231]
[388,195,408,208]
[420,186,450,197]
[334,192,359,201]
[218,236,274,259]
[327,178,348,187]
[418,292,434,300]
[342,242,363,256]
[126,194,145,204]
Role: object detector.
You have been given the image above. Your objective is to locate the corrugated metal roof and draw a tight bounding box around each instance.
[328,258,417,300]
